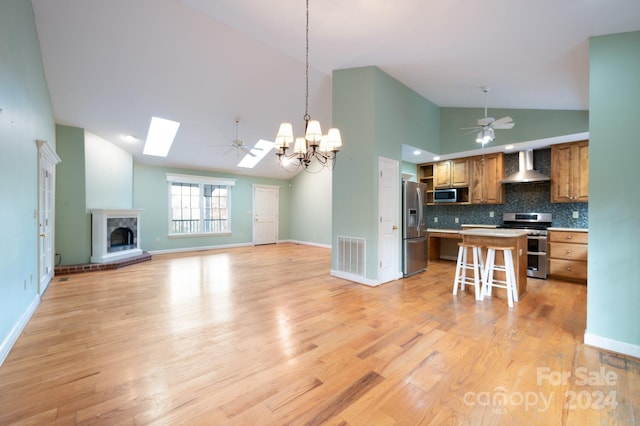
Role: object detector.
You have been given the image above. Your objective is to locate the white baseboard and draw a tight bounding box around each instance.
[282,239,331,249]
[147,242,253,255]
[0,295,40,366]
[584,332,640,359]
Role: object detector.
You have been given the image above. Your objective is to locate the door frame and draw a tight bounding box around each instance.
[36,140,61,294]
[378,156,401,283]
[252,184,280,245]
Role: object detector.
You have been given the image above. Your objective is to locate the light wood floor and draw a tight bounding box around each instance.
[1,243,638,425]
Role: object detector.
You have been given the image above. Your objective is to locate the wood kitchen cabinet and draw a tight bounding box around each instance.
[418,163,435,204]
[469,153,504,204]
[551,140,589,203]
[548,230,588,282]
[434,158,469,188]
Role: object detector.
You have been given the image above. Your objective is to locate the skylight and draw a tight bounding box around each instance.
[237,139,275,168]
[143,116,180,157]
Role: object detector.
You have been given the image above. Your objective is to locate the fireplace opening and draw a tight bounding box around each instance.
[109,227,135,252]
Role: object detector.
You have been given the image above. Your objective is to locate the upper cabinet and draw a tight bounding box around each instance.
[469,153,504,204]
[434,159,469,188]
[419,163,435,204]
[551,140,589,203]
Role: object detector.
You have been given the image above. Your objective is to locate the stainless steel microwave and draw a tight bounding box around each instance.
[434,188,458,203]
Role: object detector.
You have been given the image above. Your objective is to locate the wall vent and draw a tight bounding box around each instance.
[336,236,365,277]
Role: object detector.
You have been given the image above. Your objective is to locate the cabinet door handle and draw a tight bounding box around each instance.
[565,250,573,254]
[566,235,572,239]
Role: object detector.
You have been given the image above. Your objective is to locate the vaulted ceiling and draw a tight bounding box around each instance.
[31,0,640,179]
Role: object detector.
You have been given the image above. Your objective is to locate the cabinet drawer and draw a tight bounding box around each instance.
[549,231,588,244]
[549,242,588,261]
[549,259,587,281]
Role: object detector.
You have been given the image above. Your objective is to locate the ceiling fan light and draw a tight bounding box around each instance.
[476,131,484,143]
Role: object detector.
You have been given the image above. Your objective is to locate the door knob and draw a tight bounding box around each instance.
[39,233,46,237]
[392,225,398,231]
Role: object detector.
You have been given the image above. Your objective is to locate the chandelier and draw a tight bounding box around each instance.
[274,0,342,172]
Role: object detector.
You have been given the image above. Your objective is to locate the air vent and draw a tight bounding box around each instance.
[336,236,365,277]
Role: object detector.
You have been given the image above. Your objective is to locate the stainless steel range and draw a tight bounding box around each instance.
[498,213,552,279]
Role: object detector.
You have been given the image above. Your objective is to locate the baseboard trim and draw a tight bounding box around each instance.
[584,332,640,359]
[0,295,40,366]
[147,242,253,255]
[282,239,331,250]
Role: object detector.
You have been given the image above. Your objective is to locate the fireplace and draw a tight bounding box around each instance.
[91,209,143,263]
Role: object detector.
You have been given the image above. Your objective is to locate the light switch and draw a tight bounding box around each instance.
[434,217,438,223]
[572,211,579,219]
[455,217,459,224]
[489,211,494,218]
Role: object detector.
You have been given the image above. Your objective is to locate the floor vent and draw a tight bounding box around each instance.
[336,236,365,277]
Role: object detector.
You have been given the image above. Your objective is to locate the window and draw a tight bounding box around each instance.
[166,173,236,236]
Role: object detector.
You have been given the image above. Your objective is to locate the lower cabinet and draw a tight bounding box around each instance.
[548,230,588,282]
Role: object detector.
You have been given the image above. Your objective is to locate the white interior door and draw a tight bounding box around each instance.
[36,141,61,294]
[253,185,279,245]
[378,156,400,283]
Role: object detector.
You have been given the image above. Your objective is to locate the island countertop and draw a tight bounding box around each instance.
[460,228,530,238]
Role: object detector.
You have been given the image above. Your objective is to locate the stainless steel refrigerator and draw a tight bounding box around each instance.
[402,180,428,277]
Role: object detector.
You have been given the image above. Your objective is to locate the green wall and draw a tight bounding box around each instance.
[85,131,133,209]
[332,66,440,280]
[0,0,55,361]
[55,127,135,265]
[289,168,332,246]
[587,31,640,354]
[133,163,292,252]
[55,125,90,265]
[440,108,589,154]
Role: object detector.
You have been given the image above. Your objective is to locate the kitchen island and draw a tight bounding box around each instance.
[460,228,529,300]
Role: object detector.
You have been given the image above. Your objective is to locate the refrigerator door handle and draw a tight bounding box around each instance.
[416,187,423,237]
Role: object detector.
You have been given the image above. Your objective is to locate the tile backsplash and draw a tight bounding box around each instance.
[426,149,589,229]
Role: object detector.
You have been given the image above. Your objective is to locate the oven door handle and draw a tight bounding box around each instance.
[527,236,547,240]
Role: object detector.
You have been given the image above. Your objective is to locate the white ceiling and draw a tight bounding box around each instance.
[31,0,640,179]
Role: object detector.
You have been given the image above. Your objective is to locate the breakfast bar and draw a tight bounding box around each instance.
[459,228,530,300]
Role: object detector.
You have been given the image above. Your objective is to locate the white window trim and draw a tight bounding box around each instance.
[166,173,235,237]
[165,173,236,186]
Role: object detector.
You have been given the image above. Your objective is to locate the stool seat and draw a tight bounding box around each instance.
[483,246,518,307]
[453,243,484,301]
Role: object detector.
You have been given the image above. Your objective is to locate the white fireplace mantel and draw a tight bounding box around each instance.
[91,209,143,263]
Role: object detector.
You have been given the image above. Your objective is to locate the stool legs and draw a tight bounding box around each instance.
[453,244,484,300]
[482,247,517,308]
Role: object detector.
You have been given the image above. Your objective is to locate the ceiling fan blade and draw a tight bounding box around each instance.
[492,116,513,126]
[492,122,515,129]
[239,146,256,157]
[477,117,495,126]
[462,128,480,136]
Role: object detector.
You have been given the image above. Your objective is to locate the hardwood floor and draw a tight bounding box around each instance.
[1,243,638,425]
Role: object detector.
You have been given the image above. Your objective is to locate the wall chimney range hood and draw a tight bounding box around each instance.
[501,150,550,184]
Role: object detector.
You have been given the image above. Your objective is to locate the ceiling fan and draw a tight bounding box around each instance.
[211,119,261,157]
[463,87,515,144]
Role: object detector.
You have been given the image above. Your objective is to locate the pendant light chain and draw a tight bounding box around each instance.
[304,0,310,123]
[273,0,342,172]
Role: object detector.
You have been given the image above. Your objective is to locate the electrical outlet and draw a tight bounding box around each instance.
[434,217,438,223]
[489,211,494,218]
[572,211,579,219]
[455,217,459,224]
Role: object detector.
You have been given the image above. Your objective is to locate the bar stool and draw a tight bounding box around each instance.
[453,243,484,300]
[482,246,518,308]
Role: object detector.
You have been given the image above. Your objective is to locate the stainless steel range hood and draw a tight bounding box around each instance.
[501,150,550,184]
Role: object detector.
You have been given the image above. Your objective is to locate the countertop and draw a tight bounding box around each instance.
[547,227,588,232]
[460,228,530,237]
